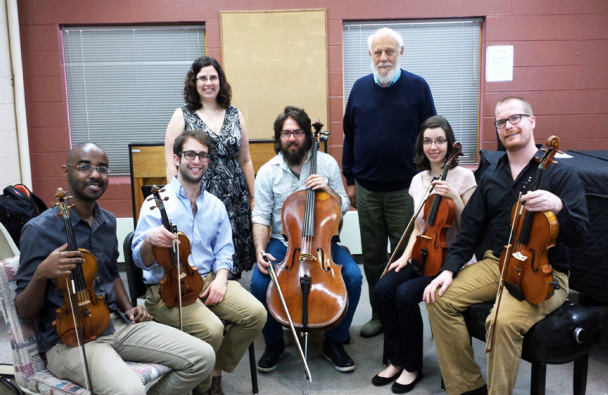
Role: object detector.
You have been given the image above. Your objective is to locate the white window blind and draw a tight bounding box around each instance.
[344,20,481,164]
[62,25,206,174]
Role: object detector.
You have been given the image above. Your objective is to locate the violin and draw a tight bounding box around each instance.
[498,136,561,304]
[54,188,110,392]
[266,120,348,332]
[147,186,203,328]
[410,142,462,277]
[486,136,561,352]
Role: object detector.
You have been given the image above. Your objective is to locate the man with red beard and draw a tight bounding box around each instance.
[15,142,214,395]
[342,27,436,338]
[250,106,362,373]
[423,97,589,395]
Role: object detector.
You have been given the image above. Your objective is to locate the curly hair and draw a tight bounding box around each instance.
[183,56,232,111]
[413,115,458,171]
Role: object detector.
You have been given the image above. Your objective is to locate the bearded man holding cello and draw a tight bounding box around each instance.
[250,106,362,374]
[15,142,214,395]
[133,130,266,395]
[423,97,589,395]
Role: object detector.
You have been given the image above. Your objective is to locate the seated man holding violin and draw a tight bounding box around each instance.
[250,106,363,373]
[132,130,266,395]
[423,97,590,395]
[15,142,214,395]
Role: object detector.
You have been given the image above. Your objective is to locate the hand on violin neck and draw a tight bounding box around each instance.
[40,243,82,279]
[145,225,179,248]
[519,190,563,214]
[431,180,458,201]
[305,174,330,192]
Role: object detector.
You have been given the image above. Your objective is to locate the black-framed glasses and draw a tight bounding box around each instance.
[280,129,304,138]
[66,164,110,174]
[179,151,210,162]
[196,75,218,83]
[423,138,448,146]
[494,114,531,129]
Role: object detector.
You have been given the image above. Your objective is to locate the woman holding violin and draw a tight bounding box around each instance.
[372,116,476,393]
[15,143,214,395]
[423,97,589,395]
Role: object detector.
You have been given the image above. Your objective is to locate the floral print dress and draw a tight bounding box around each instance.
[182,105,255,278]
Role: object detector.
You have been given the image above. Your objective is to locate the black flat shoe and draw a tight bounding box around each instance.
[391,370,423,394]
[372,370,401,386]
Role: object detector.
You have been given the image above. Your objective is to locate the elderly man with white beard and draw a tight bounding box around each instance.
[342,27,436,338]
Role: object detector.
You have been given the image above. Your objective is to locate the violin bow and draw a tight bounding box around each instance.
[55,191,95,393]
[263,254,313,382]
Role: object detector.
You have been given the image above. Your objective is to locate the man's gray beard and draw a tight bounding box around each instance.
[372,58,400,85]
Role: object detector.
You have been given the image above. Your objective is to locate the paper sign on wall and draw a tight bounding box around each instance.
[486,45,513,82]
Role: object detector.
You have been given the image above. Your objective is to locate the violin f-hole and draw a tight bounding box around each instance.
[286,247,301,271]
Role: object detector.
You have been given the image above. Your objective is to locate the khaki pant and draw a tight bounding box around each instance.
[426,252,568,395]
[47,313,214,395]
[145,273,266,392]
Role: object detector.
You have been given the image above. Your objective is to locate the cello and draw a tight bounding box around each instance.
[265,120,348,380]
[486,136,561,352]
[147,185,203,329]
[410,142,462,277]
[54,188,111,393]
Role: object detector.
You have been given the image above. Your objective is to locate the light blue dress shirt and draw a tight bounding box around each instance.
[132,176,234,284]
[252,150,350,244]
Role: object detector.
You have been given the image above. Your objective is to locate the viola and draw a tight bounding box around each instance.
[266,120,348,332]
[410,142,462,277]
[54,188,110,392]
[498,136,561,304]
[486,136,561,353]
[148,186,203,319]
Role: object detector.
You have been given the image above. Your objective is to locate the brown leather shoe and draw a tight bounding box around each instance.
[206,375,224,395]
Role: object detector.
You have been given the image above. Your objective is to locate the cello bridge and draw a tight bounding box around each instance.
[299,253,317,262]
[512,252,527,262]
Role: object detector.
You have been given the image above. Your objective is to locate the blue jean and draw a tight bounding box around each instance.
[250,238,362,345]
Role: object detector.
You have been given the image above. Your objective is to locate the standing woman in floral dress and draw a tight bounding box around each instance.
[165,56,255,279]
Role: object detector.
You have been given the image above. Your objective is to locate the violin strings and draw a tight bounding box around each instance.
[62,205,87,311]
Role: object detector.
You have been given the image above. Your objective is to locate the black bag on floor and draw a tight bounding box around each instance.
[0,184,47,248]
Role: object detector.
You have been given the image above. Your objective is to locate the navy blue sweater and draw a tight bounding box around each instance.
[342,70,436,192]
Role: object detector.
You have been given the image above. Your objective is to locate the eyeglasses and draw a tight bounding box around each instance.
[196,75,218,83]
[423,138,448,146]
[66,164,110,174]
[179,151,210,162]
[280,129,304,138]
[494,114,531,129]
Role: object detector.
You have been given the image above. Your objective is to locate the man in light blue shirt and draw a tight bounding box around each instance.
[251,106,362,374]
[132,130,266,395]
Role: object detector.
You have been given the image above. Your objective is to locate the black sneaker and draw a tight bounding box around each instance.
[257,342,285,372]
[323,337,356,372]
